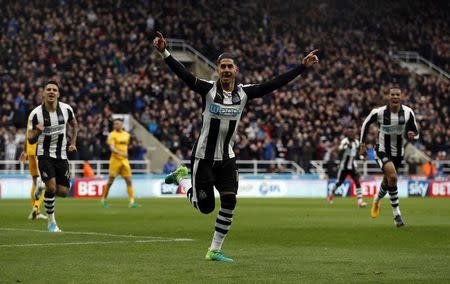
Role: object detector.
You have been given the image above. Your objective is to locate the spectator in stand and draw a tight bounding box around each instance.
[162,156,177,174]
[0,0,448,168]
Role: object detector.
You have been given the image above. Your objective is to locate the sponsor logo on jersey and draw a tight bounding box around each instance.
[408,180,429,197]
[381,125,405,134]
[43,125,65,135]
[209,103,240,117]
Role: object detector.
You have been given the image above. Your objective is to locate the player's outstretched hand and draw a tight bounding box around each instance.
[153,31,167,52]
[68,144,77,152]
[302,49,319,68]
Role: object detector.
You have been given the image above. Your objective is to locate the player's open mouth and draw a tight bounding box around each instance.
[222,73,232,78]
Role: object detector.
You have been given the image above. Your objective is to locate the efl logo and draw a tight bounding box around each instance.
[327,180,352,197]
[74,178,107,198]
[259,182,286,196]
[430,181,450,198]
[408,180,429,197]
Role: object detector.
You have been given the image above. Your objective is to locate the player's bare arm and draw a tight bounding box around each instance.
[28,124,44,144]
[19,141,28,162]
[68,118,78,152]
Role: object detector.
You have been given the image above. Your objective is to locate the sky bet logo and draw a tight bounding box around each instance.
[209,104,240,117]
[327,180,352,197]
[407,180,429,197]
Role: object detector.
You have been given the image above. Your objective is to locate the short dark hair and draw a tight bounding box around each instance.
[113,117,124,122]
[45,80,60,90]
[217,52,237,65]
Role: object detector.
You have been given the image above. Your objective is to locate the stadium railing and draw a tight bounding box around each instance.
[309,160,450,177]
[2,160,448,177]
[180,159,305,174]
[390,50,450,80]
[166,39,216,71]
[0,160,150,176]
[0,159,305,176]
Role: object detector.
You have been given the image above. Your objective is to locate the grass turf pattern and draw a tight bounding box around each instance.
[0,198,449,283]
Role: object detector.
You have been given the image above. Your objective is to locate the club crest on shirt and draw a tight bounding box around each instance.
[198,189,207,200]
[232,94,241,104]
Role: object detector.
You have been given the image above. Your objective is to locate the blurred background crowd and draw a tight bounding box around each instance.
[0,0,448,173]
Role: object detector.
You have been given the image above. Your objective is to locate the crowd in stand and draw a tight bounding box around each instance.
[0,0,448,173]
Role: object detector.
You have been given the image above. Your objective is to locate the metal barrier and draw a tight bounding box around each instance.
[166,39,216,70]
[3,159,448,177]
[0,160,150,177]
[180,159,305,174]
[390,50,450,80]
[0,159,304,176]
[309,160,450,177]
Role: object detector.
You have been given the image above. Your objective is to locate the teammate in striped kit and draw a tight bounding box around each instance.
[327,128,367,207]
[27,80,78,232]
[154,31,319,262]
[359,88,419,227]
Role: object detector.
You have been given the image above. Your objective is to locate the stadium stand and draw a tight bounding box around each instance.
[0,0,448,172]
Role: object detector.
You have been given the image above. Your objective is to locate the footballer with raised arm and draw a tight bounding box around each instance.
[153,31,319,262]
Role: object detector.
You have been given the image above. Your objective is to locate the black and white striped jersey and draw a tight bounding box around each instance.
[191,81,248,160]
[338,137,359,171]
[28,102,75,160]
[163,52,306,161]
[360,105,419,158]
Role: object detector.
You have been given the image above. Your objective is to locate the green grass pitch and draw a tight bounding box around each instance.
[1,198,449,283]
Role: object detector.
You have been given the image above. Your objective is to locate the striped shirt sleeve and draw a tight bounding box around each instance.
[67,105,75,122]
[360,108,378,143]
[28,111,38,130]
[406,108,419,139]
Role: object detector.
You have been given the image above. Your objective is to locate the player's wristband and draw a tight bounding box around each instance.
[161,49,170,59]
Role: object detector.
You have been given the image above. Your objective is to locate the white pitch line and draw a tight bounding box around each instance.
[0,227,193,242]
[0,239,192,248]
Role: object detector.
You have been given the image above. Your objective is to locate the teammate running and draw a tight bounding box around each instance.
[28,80,78,232]
[327,128,367,207]
[360,87,419,227]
